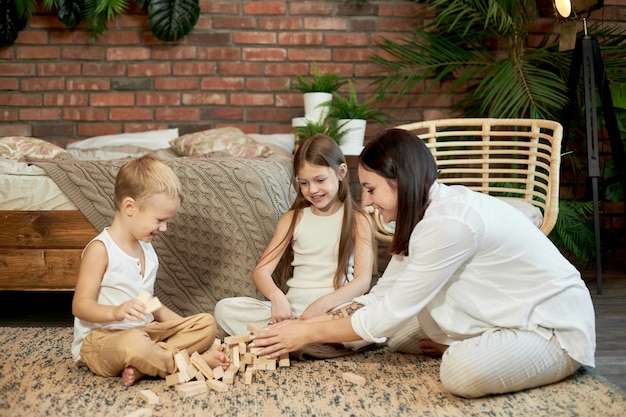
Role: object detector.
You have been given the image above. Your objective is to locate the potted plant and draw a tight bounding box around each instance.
[327,81,388,153]
[290,62,348,123]
[291,117,347,151]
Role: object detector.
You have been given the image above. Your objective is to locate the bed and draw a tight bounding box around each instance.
[0,128,296,317]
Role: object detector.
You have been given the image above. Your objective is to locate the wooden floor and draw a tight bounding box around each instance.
[1,257,624,394]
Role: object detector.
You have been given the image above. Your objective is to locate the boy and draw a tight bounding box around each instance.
[71,154,229,386]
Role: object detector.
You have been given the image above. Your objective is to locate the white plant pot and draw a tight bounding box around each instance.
[338,119,367,155]
[303,92,332,122]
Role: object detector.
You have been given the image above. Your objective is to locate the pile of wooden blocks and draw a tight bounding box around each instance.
[164,324,290,398]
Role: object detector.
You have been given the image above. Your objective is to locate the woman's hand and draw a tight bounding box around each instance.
[252,320,312,358]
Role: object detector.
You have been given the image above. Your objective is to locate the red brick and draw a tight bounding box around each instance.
[243,1,286,14]
[258,17,302,30]
[128,63,172,77]
[0,124,31,136]
[152,46,198,60]
[230,93,274,106]
[19,108,61,120]
[172,62,216,76]
[155,108,199,121]
[234,32,277,44]
[379,18,420,31]
[0,79,18,90]
[278,32,323,46]
[332,48,372,62]
[64,108,108,121]
[304,17,348,31]
[247,77,290,92]
[0,63,35,76]
[218,62,263,76]
[3,94,42,106]
[124,123,171,133]
[44,94,89,106]
[201,77,245,90]
[155,78,199,90]
[16,46,60,59]
[66,79,110,91]
[198,47,241,60]
[325,33,369,47]
[200,107,244,120]
[213,17,257,29]
[289,2,333,15]
[0,109,18,121]
[50,31,92,45]
[82,63,126,76]
[107,47,151,61]
[14,31,49,44]
[90,93,135,106]
[77,123,123,137]
[61,47,106,61]
[37,63,81,76]
[247,107,292,121]
[136,93,181,106]
[110,108,153,120]
[20,78,64,91]
[243,48,287,61]
[202,1,241,14]
[182,92,227,105]
[98,31,142,44]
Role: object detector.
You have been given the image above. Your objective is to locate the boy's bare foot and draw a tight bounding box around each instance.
[121,366,144,387]
[418,339,449,356]
[202,349,230,370]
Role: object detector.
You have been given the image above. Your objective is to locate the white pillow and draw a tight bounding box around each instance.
[67,128,179,151]
[247,133,295,154]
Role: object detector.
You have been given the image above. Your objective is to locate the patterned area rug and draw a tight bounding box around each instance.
[1,326,625,417]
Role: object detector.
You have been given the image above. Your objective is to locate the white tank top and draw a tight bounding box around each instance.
[287,205,354,290]
[71,228,158,361]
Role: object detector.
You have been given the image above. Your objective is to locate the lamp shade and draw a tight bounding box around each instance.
[553,0,604,20]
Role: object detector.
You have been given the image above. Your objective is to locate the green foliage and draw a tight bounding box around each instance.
[292,118,348,147]
[548,200,595,267]
[1,0,200,44]
[328,81,389,124]
[291,62,348,93]
[370,0,626,264]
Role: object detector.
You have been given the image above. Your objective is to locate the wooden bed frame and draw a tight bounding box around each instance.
[0,210,97,290]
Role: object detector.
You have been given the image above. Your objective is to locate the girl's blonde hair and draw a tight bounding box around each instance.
[114,154,185,210]
[272,133,364,290]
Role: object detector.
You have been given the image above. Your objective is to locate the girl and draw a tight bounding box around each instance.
[251,128,596,398]
[215,134,374,337]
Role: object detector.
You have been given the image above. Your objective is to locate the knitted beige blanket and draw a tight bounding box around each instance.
[34,155,294,317]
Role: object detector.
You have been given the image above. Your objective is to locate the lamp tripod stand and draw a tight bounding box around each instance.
[561,19,626,295]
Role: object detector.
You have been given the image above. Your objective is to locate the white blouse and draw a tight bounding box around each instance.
[352,183,596,367]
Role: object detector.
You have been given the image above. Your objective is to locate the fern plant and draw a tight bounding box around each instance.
[370,0,626,265]
[290,62,348,94]
[327,81,389,124]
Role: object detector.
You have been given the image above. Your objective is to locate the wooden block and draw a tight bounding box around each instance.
[145,296,162,313]
[212,365,224,380]
[137,290,151,304]
[223,369,235,384]
[244,368,254,385]
[342,371,366,385]
[207,378,228,392]
[242,353,254,365]
[174,352,191,382]
[211,338,222,351]
[278,353,290,367]
[190,351,214,379]
[165,372,185,386]
[139,389,159,405]
[238,342,247,354]
[124,407,152,417]
[176,381,207,398]
[231,345,240,368]
[224,334,254,345]
[246,323,266,333]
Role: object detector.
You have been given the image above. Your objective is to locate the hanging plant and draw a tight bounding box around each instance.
[0,0,200,46]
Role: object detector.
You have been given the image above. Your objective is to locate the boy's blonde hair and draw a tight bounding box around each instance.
[114,154,185,210]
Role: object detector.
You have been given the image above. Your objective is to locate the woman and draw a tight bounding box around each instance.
[252,128,596,398]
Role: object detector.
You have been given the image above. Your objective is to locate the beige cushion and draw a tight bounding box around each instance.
[169,127,273,158]
[0,137,66,161]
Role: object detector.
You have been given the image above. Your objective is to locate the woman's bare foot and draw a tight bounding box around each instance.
[418,339,449,356]
[121,366,144,387]
[202,349,230,370]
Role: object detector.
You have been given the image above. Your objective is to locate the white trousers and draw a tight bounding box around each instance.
[214,287,333,336]
[387,317,581,398]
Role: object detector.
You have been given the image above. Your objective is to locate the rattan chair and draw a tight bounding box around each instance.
[367,118,563,243]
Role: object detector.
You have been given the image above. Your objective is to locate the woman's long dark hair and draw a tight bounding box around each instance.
[359,128,438,256]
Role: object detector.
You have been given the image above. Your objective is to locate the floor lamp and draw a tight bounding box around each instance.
[559,12,626,295]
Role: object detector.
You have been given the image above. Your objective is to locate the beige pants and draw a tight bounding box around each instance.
[80,313,216,379]
[387,317,580,398]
